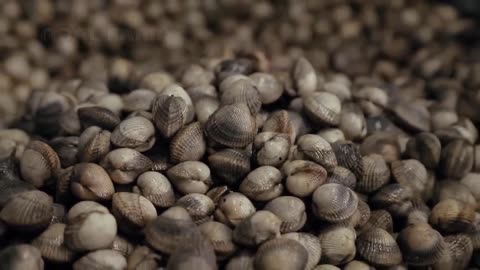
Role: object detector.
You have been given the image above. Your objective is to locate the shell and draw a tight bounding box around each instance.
[195,96,220,125]
[199,221,237,258]
[167,161,212,194]
[354,86,388,117]
[358,154,390,193]
[225,250,254,270]
[176,193,215,224]
[111,116,156,152]
[170,122,206,164]
[460,173,480,205]
[0,171,35,208]
[66,201,110,221]
[390,101,431,132]
[49,136,79,168]
[397,223,446,266]
[339,102,367,140]
[220,78,262,114]
[391,159,428,197]
[110,235,134,257]
[405,132,441,169]
[295,134,337,171]
[20,140,60,188]
[356,228,402,266]
[282,160,327,197]
[318,225,357,265]
[332,140,363,180]
[159,84,195,123]
[359,210,394,234]
[206,186,229,204]
[322,81,352,101]
[111,192,158,234]
[77,126,111,162]
[433,180,477,207]
[233,210,281,247]
[127,245,161,270]
[435,117,478,145]
[292,57,317,97]
[204,103,257,148]
[208,149,251,187]
[31,223,75,263]
[51,203,66,224]
[262,110,296,143]
[340,199,371,229]
[254,238,308,270]
[281,233,322,270]
[77,106,120,130]
[100,148,152,184]
[360,132,401,163]
[239,166,283,201]
[370,184,414,217]
[133,171,176,208]
[70,163,115,201]
[181,64,214,88]
[303,92,342,126]
[253,132,290,167]
[214,192,256,227]
[73,250,127,270]
[312,183,358,222]
[0,244,44,270]
[313,265,341,270]
[152,94,188,138]
[429,199,475,233]
[166,230,217,270]
[326,166,357,190]
[440,139,474,179]
[122,89,157,112]
[264,196,306,233]
[0,190,53,232]
[433,234,473,270]
[342,261,374,270]
[216,58,257,82]
[250,72,283,105]
[317,128,346,144]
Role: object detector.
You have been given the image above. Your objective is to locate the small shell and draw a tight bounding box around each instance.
[391,159,428,197]
[100,148,152,184]
[390,101,431,132]
[360,132,401,163]
[111,192,158,234]
[204,103,257,148]
[225,250,254,270]
[176,193,215,224]
[332,140,363,180]
[110,235,134,257]
[77,106,120,130]
[250,72,283,105]
[133,171,176,208]
[292,57,317,97]
[167,161,212,194]
[326,166,357,189]
[254,238,308,270]
[0,190,53,232]
[0,244,44,270]
[358,154,390,193]
[214,192,256,227]
[233,210,281,247]
[370,184,414,217]
[433,234,473,270]
[312,183,358,222]
[303,92,342,126]
[166,230,217,270]
[295,134,337,171]
[194,96,220,125]
[281,233,322,270]
[199,221,237,258]
[77,126,111,162]
[318,225,356,265]
[170,122,206,164]
[208,148,251,187]
[359,210,394,234]
[253,132,290,167]
[264,196,306,233]
[73,250,127,270]
[20,140,60,188]
[220,78,262,114]
[356,228,402,266]
[239,166,283,201]
[339,102,367,140]
[49,136,79,168]
[152,94,188,138]
[440,139,474,179]
[127,245,161,270]
[31,223,75,263]
[122,89,157,112]
[282,160,327,197]
[429,199,475,233]
[262,110,296,143]
[398,223,446,266]
[111,116,156,152]
[70,163,115,201]
[405,132,441,169]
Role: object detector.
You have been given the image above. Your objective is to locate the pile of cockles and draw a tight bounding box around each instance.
[1,1,480,270]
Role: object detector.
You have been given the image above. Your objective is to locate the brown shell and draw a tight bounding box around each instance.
[370,184,414,217]
[199,221,237,258]
[356,228,402,266]
[360,132,401,163]
[111,116,156,152]
[208,148,251,187]
[429,199,475,233]
[433,234,473,270]
[318,225,356,265]
[170,121,206,164]
[359,210,393,234]
[220,78,262,114]
[152,94,188,138]
[397,223,446,266]
[176,193,215,224]
[0,244,44,270]
[326,166,357,190]
[440,139,474,179]
[296,134,337,171]
[77,106,120,130]
[390,101,431,132]
[239,166,283,202]
[134,171,176,208]
[262,110,296,143]
[49,136,79,168]
[70,163,115,201]
[254,238,308,270]
[73,249,127,270]
[264,196,307,233]
[204,103,257,148]
[20,140,61,188]
[283,160,327,198]
[391,159,428,197]
[233,210,281,247]
[77,126,111,162]
[312,183,358,222]
[111,192,158,234]
[358,154,390,193]
[405,132,441,169]
[303,92,342,126]
[100,148,152,184]
[31,223,75,263]
[281,233,322,270]
[332,140,363,180]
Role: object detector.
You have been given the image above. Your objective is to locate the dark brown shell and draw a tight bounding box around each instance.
[77,106,120,130]
[312,183,358,222]
[440,139,474,179]
[254,238,308,270]
[332,140,363,180]
[208,149,251,187]
[358,154,390,193]
[170,122,206,164]
[429,199,475,233]
[152,95,188,138]
[397,223,445,266]
[356,228,402,266]
[405,132,441,169]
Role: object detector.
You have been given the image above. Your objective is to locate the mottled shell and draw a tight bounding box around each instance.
[176,193,215,224]
[111,192,158,234]
[0,190,53,232]
[100,148,152,184]
[356,228,402,266]
[204,103,257,148]
[253,132,290,167]
[167,161,212,194]
[390,101,431,132]
[239,166,283,201]
[122,89,157,112]
[312,183,358,222]
[208,149,251,187]
[405,132,441,169]
[233,210,281,247]
[250,72,283,104]
[199,221,237,258]
[440,139,474,179]
[111,116,156,152]
[20,140,60,188]
[332,140,363,180]
[77,106,120,130]
[295,134,337,171]
[73,249,127,270]
[303,92,342,126]
[152,94,188,138]
[264,196,306,233]
[283,160,327,197]
[429,199,475,233]
[326,166,357,189]
[70,163,115,201]
[0,244,44,270]
[134,171,176,208]
[77,126,111,162]
[254,238,308,270]
[170,122,206,164]
[262,110,296,143]
[220,78,262,114]
[214,192,256,227]
[292,57,317,97]
[127,245,161,270]
[397,223,446,266]
[360,132,401,163]
[281,233,322,270]
[433,234,473,270]
[31,223,75,263]
[339,102,367,140]
[318,225,356,265]
[358,154,390,193]
[391,159,428,197]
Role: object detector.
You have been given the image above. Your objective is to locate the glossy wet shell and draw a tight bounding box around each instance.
[283,160,327,197]
[303,92,342,126]
[77,106,120,130]
[111,192,158,234]
[176,193,215,224]
[397,223,446,266]
[429,199,475,233]
[111,116,156,152]
[170,121,206,164]
[204,103,257,148]
[281,233,322,270]
[358,154,390,193]
[239,166,283,201]
[254,238,308,270]
[152,94,188,138]
[73,249,127,270]
[233,210,281,247]
[31,223,75,263]
[20,140,60,188]
[264,196,307,233]
[312,183,358,222]
[199,221,237,258]
[208,149,251,187]
[332,140,363,180]
[356,228,402,266]
[296,134,337,171]
[134,171,176,208]
[318,225,357,265]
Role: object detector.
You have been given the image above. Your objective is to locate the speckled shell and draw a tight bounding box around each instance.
[254,238,308,270]
[356,228,402,266]
[170,122,206,164]
[152,94,188,138]
[312,183,358,222]
[397,223,446,266]
[208,149,251,187]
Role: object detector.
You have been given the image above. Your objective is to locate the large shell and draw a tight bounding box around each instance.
[70,163,115,201]
[326,166,357,189]
[405,132,441,169]
[100,148,152,184]
[77,126,111,162]
[204,103,257,148]
[264,196,306,233]
[281,233,322,270]
[433,234,473,270]
[318,225,356,265]
[429,199,475,233]
[176,193,215,224]
[31,223,75,263]
[152,94,188,138]
[208,149,251,187]
[111,116,156,152]
[0,190,53,232]
[233,210,281,247]
[133,171,176,208]
[391,159,428,197]
[250,72,283,105]
[303,92,342,126]
[359,210,393,234]
[20,140,60,188]
[312,183,358,222]
[214,192,256,227]
[73,249,127,270]
[167,161,212,194]
[111,192,158,234]
[282,160,327,197]
[77,106,120,130]
[254,238,308,270]
[199,221,237,258]
[0,244,44,270]
[397,223,446,266]
[170,122,206,164]
[262,110,296,143]
[220,78,262,114]
[356,228,402,266]
[360,132,401,163]
[370,184,414,217]
[440,139,474,179]
[239,166,283,201]
[358,154,390,193]
[332,140,363,180]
